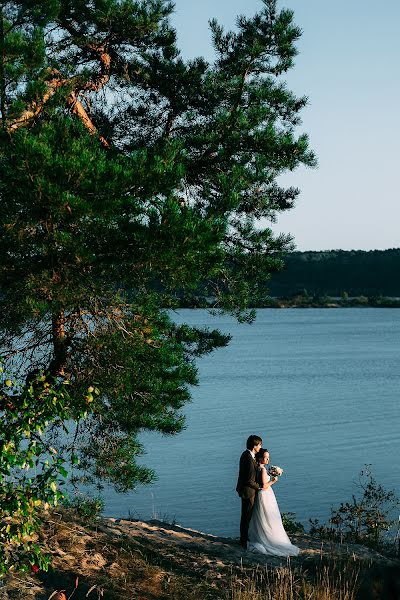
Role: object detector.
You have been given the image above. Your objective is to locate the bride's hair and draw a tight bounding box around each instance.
[255,448,269,463]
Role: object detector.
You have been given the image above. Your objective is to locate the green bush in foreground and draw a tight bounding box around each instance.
[0,371,87,574]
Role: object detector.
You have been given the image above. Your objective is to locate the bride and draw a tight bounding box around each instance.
[248,448,300,557]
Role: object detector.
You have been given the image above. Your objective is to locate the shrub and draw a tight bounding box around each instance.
[281,512,305,535]
[309,465,399,552]
[62,494,105,524]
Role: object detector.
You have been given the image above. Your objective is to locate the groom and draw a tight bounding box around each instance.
[236,434,262,548]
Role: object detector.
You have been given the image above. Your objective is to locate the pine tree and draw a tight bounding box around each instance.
[0,0,315,569]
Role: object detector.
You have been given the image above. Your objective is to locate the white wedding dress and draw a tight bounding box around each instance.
[248,467,300,557]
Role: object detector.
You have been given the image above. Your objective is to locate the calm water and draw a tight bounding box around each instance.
[102,309,400,537]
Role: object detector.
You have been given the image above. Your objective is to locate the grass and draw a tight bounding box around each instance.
[228,559,360,600]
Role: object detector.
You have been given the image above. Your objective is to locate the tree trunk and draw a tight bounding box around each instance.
[51,310,67,376]
[0,7,6,129]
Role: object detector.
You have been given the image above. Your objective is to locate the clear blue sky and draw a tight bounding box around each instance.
[172,0,400,251]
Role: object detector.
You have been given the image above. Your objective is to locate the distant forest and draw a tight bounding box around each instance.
[268,249,400,298]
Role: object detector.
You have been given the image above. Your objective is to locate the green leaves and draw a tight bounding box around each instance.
[310,466,400,551]
[0,367,92,574]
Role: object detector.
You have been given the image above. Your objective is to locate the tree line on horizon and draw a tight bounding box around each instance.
[175,248,400,306]
[268,249,400,298]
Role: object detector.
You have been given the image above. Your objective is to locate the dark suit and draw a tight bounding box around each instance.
[236,450,259,545]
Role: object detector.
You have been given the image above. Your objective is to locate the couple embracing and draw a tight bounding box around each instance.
[236,434,299,557]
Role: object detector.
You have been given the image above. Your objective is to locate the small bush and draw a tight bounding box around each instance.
[63,494,104,523]
[309,465,399,553]
[282,512,305,535]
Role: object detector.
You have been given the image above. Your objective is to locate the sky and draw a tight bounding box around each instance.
[171,0,400,251]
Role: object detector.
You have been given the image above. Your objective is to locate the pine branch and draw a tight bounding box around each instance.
[3,38,111,146]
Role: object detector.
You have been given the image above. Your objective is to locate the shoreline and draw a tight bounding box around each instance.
[177,298,400,309]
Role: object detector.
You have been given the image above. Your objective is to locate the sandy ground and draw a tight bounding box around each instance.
[100,516,394,567]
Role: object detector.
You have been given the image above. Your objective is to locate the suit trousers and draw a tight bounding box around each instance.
[240,495,255,545]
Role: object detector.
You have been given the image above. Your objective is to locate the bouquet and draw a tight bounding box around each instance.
[269,465,283,477]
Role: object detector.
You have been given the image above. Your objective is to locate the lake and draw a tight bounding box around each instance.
[102,308,400,537]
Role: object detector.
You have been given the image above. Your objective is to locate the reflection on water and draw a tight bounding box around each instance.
[101,309,400,536]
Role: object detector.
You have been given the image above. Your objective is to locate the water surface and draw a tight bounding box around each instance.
[102,309,400,536]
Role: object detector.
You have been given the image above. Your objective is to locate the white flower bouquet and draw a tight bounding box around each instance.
[269,465,283,477]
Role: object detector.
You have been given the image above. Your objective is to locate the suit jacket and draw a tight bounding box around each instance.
[236,450,260,499]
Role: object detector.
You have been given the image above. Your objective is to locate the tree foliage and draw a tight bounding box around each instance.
[0,0,314,570]
[0,370,82,573]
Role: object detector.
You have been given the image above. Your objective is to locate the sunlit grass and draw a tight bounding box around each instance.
[228,558,359,600]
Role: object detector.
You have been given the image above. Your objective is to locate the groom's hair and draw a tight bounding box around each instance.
[246,435,262,450]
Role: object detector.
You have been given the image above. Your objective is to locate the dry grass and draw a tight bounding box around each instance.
[1,512,221,600]
[228,560,360,600]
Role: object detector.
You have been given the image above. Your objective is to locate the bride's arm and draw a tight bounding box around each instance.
[260,467,278,490]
